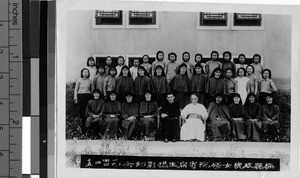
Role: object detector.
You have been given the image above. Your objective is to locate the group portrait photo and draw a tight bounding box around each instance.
[57,1,294,176]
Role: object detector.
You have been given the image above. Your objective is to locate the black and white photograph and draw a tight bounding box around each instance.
[56,1,299,177]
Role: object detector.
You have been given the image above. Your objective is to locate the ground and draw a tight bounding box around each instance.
[66,140,290,171]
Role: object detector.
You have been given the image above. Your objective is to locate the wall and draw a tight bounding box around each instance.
[66,11,291,90]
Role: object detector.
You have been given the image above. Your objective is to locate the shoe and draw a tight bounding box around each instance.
[164,139,168,143]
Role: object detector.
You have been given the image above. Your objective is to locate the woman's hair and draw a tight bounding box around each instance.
[118,56,125,64]
[153,65,166,76]
[156,51,164,61]
[237,67,246,77]
[106,56,112,65]
[225,68,234,75]
[182,52,190,61]
[246,64,255,73]
[80,68,90,78]
[262,69,272,79]
[193,63,205,75]
[244,92,257,105]
[253,54,261,63]
[142,54,150,60]
[119,65,132,77]
[168,52,177,61]
[176,63,188,75]
[138,66,149,77]
[214,93,225,104]
[96,65,105,75]
[86,57,95,67]
[238,54,246,61]
[223,51,232,60]
[211,51,219,58]
[190,93,199,99]
[210,67,223,78]
[194,53,203,63]
[232,93,242,105]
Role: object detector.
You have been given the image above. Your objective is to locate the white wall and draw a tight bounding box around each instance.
[66,11,291,90]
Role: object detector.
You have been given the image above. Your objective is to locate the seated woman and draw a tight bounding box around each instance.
[180,94,208,142]
[102,91,122,139]
[85,89,105,137]
[139,91,159,141]
[121,92,139,140]
[207,94,231,141]
[244,93,262,141]
[229,93,246,141]
[261,93,280,141]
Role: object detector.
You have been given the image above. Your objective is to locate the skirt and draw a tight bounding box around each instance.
[180,117,205,141]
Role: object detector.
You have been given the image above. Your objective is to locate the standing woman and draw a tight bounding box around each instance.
[222,51,236,78]
[74,68,93,128]
[180,94,208,142]
[229,93,246,141]
[105,56,113,75]
[235,67,250,104]
[170,63,190,109]
[244,93,262,141]
[115,65,134,103]
[190,63,207,105]
[102,91,122,139]
[181,52,194,79]
[261,94,280,141]
[235,54,247,72]
[134,66,154,103]
[121,93,139,140]
[141,54,152,76]
[194,53,207,75]
[115,56,125,77]
[93,65,106,94]
[139,91,159,141]
[152,65,170,107]
[165,52,179,83]
[103,67,117,100]
[258,69,277,105]
[205,51,222,78]
[246,64,258,95]
[206,67,224,104]
[251,54,264,82]
[86,57,97,80]
[223,68,238,105]
[207,94,231,141]
[152,51,166,77]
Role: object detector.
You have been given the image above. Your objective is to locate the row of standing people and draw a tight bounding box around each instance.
[84,89,280,142]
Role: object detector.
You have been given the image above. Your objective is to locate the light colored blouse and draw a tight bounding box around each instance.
[74,78,93,100]
[181,103,208,121]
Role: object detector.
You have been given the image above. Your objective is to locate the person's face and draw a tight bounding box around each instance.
[263,70,270,79]
[156,68,162,76]
[195,55,202,63]
[110,93,116,101]
[180,66,187,75]
[216,96,222,104]
[247,66,253,74]
[239,56,245,63]
[138,69,145,76]
[88,60,95,66]
[93,92,100,99]
[143,56,149,63]
[238,69,245,77]
[266,96,273,104]
[183,53,189,61]
[122,68,129,76]
[214,71,221,78]
[212,53,218,60]
[126,96,133,103]
[118,58,124,65]
[133,60,139,67]
[195,67,202,74]
[191,95,198,104]
[145,93,151,101]
[249,96,255,103]
[106,58,112,65]
[98,67,105,74]
[82,69,89,78]
[254,56,260,64]
[224,53,230,61]
[233,96,240,104]
[110,69,116,76]
[167,94,175,103]
[169,55,176,62]
[226,70,232,78]
[157,53,164,61]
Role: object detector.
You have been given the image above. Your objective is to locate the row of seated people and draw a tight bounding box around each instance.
[82,89,280,142]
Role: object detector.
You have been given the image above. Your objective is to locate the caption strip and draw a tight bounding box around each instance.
[80,155,280,171]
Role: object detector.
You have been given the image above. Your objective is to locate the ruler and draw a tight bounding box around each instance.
[0,0,22,177]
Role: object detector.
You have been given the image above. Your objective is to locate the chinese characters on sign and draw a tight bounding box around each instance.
[80,155,280,171]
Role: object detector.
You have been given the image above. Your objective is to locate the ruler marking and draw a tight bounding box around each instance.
[9,28,20,30]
